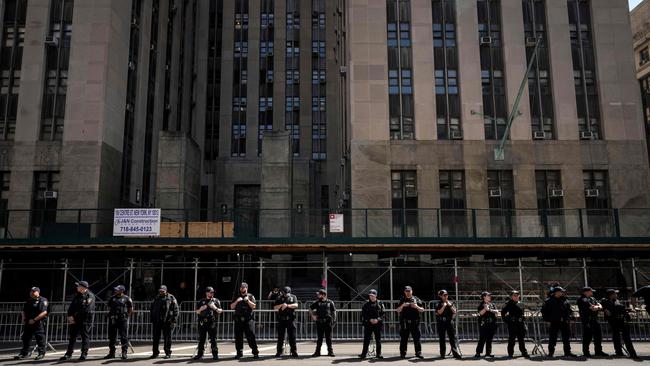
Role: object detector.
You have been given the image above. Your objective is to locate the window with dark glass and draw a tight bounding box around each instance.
[387,0,414,140]
[0,0,27,140]
[234,184,260,238]
[162,0,175,132]
[641,47,649,66]
[535,170,563,210]
[568,0,601,139]
[312,0,326,160]
[478,0,507,140]
[432,0,460,139]
[0,171,10,228]
[41,0,74,141]
[487,170,514,237]
[232,0,249,156]
[258,0,274,156]
[640,75,650,163]
[391,171,418,237]
[31,171,59,235]
[439,170,467,237]
[205,0,223,160]
[582,170,611,236]
[285,0,300,156]
[523,0,555,138]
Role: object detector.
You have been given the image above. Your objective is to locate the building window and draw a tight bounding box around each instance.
[432,0,461,140]
[312,0,326,160]
[640,76,650,163]
[285,0,300,156]
[640,47,649,66]
[0,0,27,141]
[162,0,175,132]
[478,0,507,140]
[40,0,74,141]
[258,0,274,156]
[568,0,601,139]
[523,0,555,139]
[535,170,565,236]
[583,170,611,236]
[439,170,466,237]
[205,0,223,160]
[391,171,418,237]
[31,171,59,236]
[487,170,514,237]
[232,0,249,157]
[387,0,415,140]
[0,171,10,227]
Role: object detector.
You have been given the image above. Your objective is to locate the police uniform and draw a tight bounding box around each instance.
[309,292,336,356]
[541,287,574,357]
[475,296,498,357]
[360,291,384,358]
[63,282,95,359]
[577,288,605,357]
[501,294,528,357]
[398,294,424,357]
[106,288,133,358]
[150,287,179,357]
[435,297,461,358]
[17,289,48,358]
[232,292,259,357]
[602,290,638,359]
[195,294,221,359]
[274,288,298,356]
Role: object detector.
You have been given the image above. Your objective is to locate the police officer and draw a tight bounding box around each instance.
[541,286,577,358]
[230,282,259,359]
[150,285,179,359]
[14,287,48,360]
[577,286,608,357]
[396,286,424,359]
[274,286,299,357]
[501,290,529,358]
[60,281,95,361]
[268,285,281,301]
[602,289,638,359]
[194,286,222,360]
[359,289,384,359]
[475,291,498,358]
[435,289,461,359]
[104,285,134,360]
[309,288,336,357]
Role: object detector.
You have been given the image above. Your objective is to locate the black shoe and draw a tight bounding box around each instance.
[312,352,320,357]
[235,353,243,359]
[415,353,424,359]
[212,354,219,360]
[35,354,45,360]
[376,354,384,359]
[522,353,530,359]
[358,354,366,359]
[103,353,115,360]
[121,352,127,360]
[507,355,514,359]
[79,354,87,361]
[400,354,407,359]
[453,353,462,360]
[150,353,159,359]
[327,351,335,357]
[291,352,299,358]
[192,354,203,360]
[253,353,259,359]
[474,353,481,358]
[275,352,283,358]
[440,355,446,359]
[584,352,592,358]
[486,354,495,358]
[615,352,626,357]
[595,351,609,357]
[548,352,555,358]
[14,354,27,360]
[631,354,640,360]
[164,354,171,359]
[59,354,72,361]
[565,353,578,358]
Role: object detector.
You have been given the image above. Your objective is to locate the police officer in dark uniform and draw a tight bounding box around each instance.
[577,286,608,357]
[268,285,281,302]
[435,289,462,359]
[359,289,384,359]
[194,286,222,360]
[475,291,498,358]
[541,286,577,358]
[230,282,259,359]
[396,285,425,359]
[104,285,133,360]
[60,281,95,361]
[14,287,48,360]
[501,290,529,358]
[274,286,299,357]
[309,288,336,357]
[150,285,179,359]
[602,289,638,359]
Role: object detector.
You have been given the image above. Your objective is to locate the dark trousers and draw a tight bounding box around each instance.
[152,322,173,355]
[315,321,333,353]
[234,320,258,355]
[108,318,129,353]
[547,321,571,355]
[361,324,382,356]
[506,322,528,356]
[20,322,46,355]
[276,320,297,354]
[197,321,218,356]
[399,321,421,356]
[581,319,603,354]
[437,322,460,357]
[609,320,637,357]
[66,320,92,356]
[476,323,496,355]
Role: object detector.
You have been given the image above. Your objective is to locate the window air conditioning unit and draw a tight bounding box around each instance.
[339,66,347,76]
[580,131,594,140]
[585,188,600,198]
[44,36,59,46]
[489,188,502,198]
[493,258,507,266]
[480,36,492,45]
[549,189,564,198]
[44,191,58,199]
[533,131,546,140]
[405,189,418,198]
[525,36,538,47]
[450,130,463,140]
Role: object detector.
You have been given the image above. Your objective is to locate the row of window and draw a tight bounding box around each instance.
[389,0,601,141]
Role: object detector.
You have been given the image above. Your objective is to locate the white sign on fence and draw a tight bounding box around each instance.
[329,213,344,233]
[113,208,161,237]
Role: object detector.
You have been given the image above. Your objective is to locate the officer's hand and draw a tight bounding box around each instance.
[208,303,217,310]
[199,305,207,311]
[28,319,35,325]
[311,315,318,321]
[67,316,75,324]
[370,319,378,325]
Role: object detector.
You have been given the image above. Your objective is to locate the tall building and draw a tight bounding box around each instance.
[632,0,650,164]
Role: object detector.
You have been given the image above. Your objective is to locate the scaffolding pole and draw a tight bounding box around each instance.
[583,258,588,287]
[632,258,638,292]
[259,259,263,301]
[454,258,459,334]
[518,258,524,296]
[61,259,68,302]
[128,259,134,299]
[193,258,199,303]
[323,253,328,292]
[389,258,394,304]
[0,259,3,295]
[160,260,164,285]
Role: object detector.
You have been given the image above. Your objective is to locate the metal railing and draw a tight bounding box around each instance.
[2,300,650,345]
[1,207,649,242]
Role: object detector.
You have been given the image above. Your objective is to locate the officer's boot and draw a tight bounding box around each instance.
[13,353,27,360]
[312,341,321,357]
[212,347,219,360]
[35,353,46,360]
[121,350,128,360]
[79,352,87,361]
[59,353,72,361]
[192,351,203,360]
[103,352,115,360]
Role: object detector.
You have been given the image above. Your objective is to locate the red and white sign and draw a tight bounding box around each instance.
[329,214,344,233]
